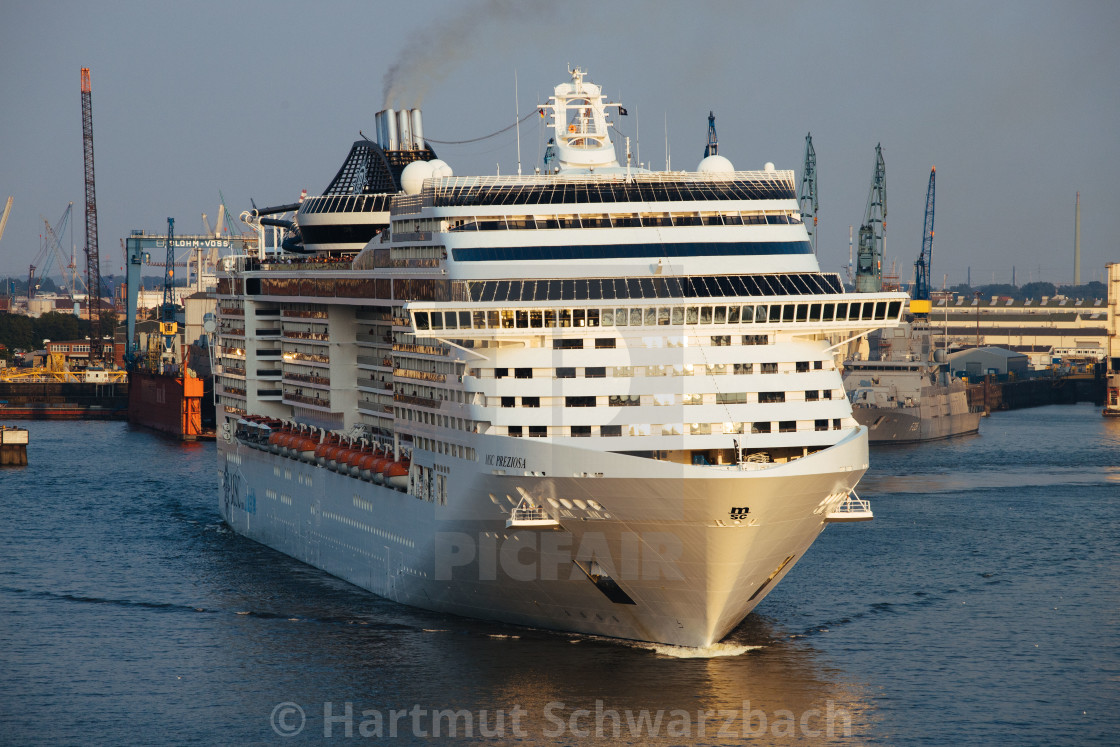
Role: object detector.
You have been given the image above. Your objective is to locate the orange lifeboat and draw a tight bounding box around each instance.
[344,445,368,476]
[369,455,393,484]
[332,441,358,472]
[295,432,319,460]
[270,425,290,455]
[267,427,285,453]
[314,434,338,466]
[383,460,410,490]
[357,450,381,480]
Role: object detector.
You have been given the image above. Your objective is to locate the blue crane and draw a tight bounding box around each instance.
[912,167,936,315]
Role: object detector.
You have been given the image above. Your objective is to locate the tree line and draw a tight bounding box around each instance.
[943,281,1107,300]
[0,311,119,356]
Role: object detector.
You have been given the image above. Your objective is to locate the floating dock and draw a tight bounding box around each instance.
[127,370,214,440]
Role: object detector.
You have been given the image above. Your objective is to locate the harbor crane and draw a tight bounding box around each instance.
[160,217,178,355]
[81,67,105,362]
[854,143,886,293]
[799,133,818,255]
[0,197,12,246]
[911,167,936,316]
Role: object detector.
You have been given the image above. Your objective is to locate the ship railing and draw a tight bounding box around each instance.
[825,491,874,522]
[506,500,560,529]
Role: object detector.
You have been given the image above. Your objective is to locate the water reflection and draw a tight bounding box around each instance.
[196,543,876,743]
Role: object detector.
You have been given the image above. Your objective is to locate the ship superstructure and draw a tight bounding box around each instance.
[216,68,908,647]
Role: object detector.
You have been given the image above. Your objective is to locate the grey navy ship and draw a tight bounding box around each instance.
[843,319,981,443]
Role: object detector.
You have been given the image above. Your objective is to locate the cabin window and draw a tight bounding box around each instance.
[565,396,596,407]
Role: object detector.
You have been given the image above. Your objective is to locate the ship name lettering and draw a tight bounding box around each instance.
[486,454,527,469]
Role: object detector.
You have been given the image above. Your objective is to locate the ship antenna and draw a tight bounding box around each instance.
[664,113,669,171]
[514,70,522,176]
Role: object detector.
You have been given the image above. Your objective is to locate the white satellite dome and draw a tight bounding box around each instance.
[428,159,454,178]
[400,160,434,194]
[763,161,776,172]
[697,154,735,174]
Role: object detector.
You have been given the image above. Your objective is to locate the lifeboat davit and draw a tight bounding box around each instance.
[383,460,410,490]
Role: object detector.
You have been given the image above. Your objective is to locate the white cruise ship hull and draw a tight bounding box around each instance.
[219,428,868,648]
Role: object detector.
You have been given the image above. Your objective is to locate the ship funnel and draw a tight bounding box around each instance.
[385,108,398,151]
[397,109,412,151]
[411,109,424,150]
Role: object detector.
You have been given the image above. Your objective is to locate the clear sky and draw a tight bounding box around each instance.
[2,0,1117,288]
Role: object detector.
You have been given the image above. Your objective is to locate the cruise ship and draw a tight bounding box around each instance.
[215,68,908,648]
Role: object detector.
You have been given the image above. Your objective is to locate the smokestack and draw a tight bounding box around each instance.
[385,108,398,151]
[397,110,412,151]
[1074,192,1081,286]
[411,110,424,151]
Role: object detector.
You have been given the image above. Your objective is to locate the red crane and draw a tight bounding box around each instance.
[81,67,104,363]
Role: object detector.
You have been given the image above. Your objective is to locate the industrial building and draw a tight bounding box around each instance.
[930,295,1109,368]
[948,347,1029,380]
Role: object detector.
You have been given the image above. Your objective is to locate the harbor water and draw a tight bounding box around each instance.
[1,404,1117,744]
